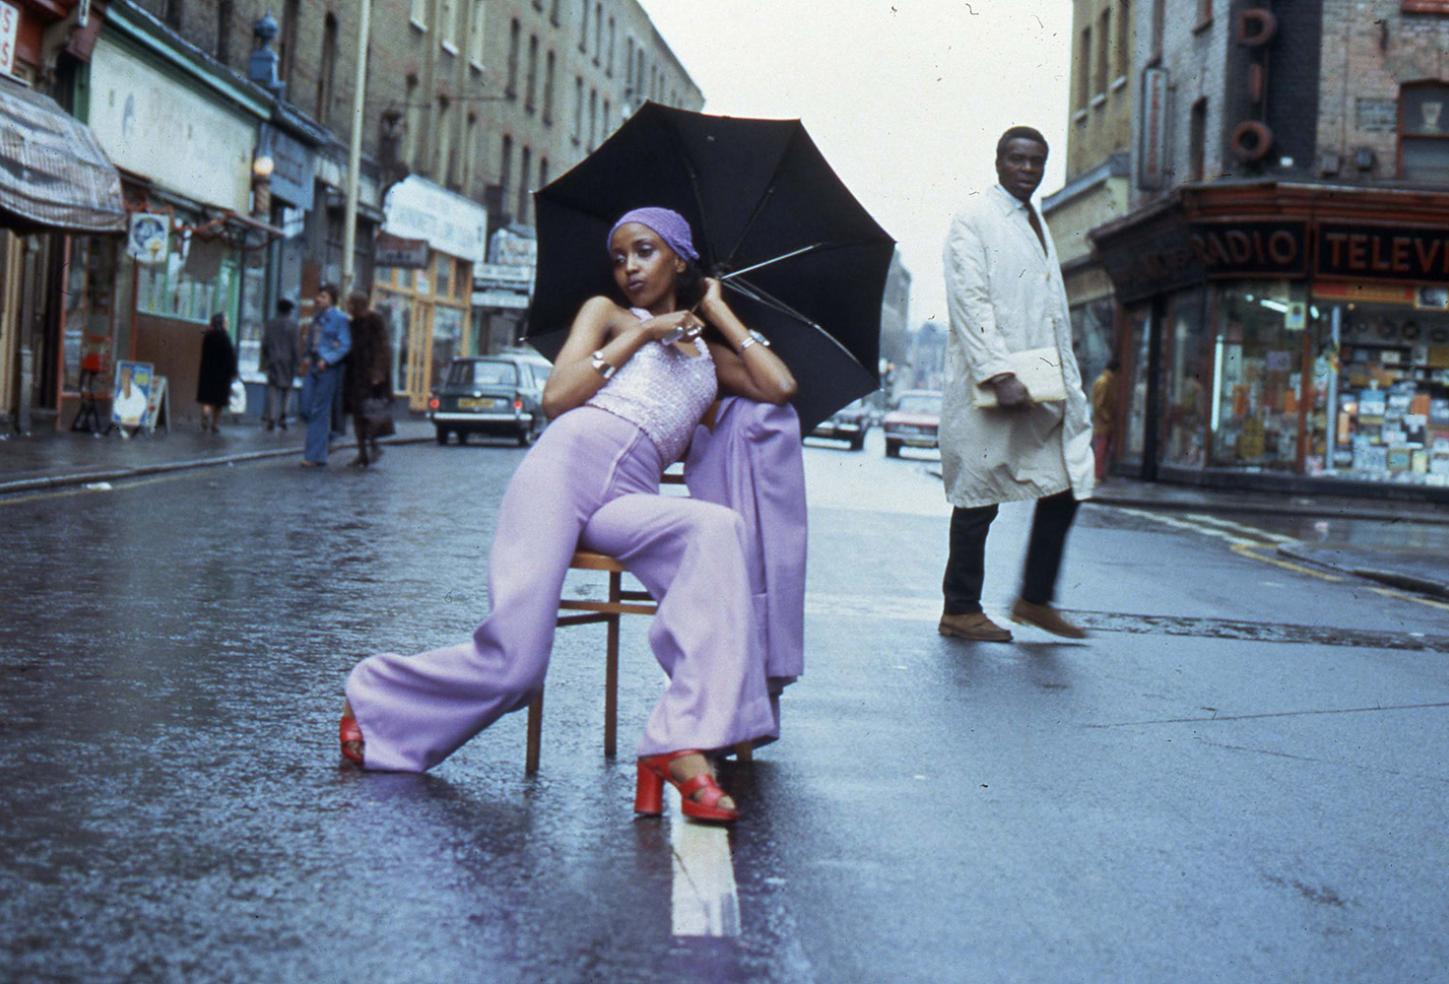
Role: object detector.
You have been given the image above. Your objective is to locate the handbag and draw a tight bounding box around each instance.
[361,396,396,437]
[227,379,248,416]
[973,347,1067,408]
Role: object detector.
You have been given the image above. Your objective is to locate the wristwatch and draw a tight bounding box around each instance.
[590,350,616,380]
[737,329,770,353]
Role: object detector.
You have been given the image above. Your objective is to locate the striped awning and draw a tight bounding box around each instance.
[0,77,126,235]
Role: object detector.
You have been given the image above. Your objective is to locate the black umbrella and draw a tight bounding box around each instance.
[527,102,896,431]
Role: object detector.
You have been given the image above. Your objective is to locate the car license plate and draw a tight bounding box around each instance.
[458,397,499,409]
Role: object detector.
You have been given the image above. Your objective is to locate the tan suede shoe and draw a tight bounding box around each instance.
[1010,599,1088,639]
[938,611,1013,642]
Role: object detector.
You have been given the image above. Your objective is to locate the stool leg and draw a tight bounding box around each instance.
[526,688,543,774]
[604,570,620,759]
[733,742,753,763]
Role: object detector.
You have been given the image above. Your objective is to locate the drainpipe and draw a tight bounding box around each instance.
[341,0,372,297]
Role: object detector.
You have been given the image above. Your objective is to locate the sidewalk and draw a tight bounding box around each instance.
[0,416,436,495]
[923,464,1449,600]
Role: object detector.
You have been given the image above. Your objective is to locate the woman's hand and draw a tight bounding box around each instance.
[638,309,706,344]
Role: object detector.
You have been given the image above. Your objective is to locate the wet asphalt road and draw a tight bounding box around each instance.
[3,427,1448,982]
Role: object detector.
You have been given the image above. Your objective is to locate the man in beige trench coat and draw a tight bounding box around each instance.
[937,126,1095,642]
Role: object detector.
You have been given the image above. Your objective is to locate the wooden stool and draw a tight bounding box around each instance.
[528,537,755,773]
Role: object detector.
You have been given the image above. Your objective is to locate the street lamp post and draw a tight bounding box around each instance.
[341,0,372,297]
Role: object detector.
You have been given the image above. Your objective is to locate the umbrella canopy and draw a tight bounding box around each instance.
[528,102,896,431]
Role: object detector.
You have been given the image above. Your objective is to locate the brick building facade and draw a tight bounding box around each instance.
[1082,0,1449,498]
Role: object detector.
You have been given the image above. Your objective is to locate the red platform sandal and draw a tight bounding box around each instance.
[339,714,365,767]
[635,749,738,824]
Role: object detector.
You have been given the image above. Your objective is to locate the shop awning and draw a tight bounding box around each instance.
[0,78,126,235]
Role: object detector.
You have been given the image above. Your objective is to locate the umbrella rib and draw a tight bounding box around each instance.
[662,118,715,266]
[722,126,803,268]
[718,242,827,281]
[722,275,869,370]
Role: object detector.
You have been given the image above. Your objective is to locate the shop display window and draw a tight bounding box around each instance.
[1209,283,1306,471]
[1328,301,1449,485]
[1122,306,1151,464]
[1160,289,1209,467]
[1070,296,1116,396]
[61,238,120,395]
[136,221,239,326]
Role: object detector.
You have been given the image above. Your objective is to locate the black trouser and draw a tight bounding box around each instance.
[942,489,1079,614]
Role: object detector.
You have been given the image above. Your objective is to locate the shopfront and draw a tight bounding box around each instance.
[68,20,271,426]
[0,1,126,431]
[374,177,487,410]
[1093,183,1449,494]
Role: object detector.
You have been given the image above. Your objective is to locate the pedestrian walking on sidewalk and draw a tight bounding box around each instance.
[1091,358,1120,482]
[298,284,351,467]
[196,312,238,435]
[339,207,799,823]
[260,298,300,431]
[937,126,1095,642]
[343,290,393,468]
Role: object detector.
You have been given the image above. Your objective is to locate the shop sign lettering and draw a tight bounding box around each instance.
[1189,221,1307,276]
[0,3,17,76]
[1317,225,1449,283]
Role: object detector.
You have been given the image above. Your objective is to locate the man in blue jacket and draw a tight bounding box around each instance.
[299,283,352,466]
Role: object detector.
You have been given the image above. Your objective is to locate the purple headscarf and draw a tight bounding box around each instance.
[606,207,700,263]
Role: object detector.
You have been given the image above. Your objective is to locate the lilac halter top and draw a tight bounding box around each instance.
[586,307,718,463]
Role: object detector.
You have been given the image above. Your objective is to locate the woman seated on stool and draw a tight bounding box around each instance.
[339,207,797,823]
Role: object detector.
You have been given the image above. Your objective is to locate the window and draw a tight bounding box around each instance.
[316,13,338,121]
[1115,0,1130,80]
[1196,0,1213,26]
[410,0,428,28]
[1096,9,1110,96]
[463,113,478,191]
[626,37,635,91]
[1151,0,1165,61]
[588,87,598,149]
[573,76,584,142]
[500,134,514,219]
[579,0,588,50]
[1189,98,1207,181]
[636,50,645,98]
[606,17,615,76]
[405,75,421,168]
[594,3,603,63]
[1076,26,1091,109]
[441,0,458,49]
[1402,0,1449,11]
[525,35,539,112]
[165,0,183,28]
[602,98,611,137]
[543,50,556,124]
[1400,82,1449,180]
[437,96,453,186]
[280,0,301,83]
[518,146,531,223]
[216,0,233,64]
[551,0,560,25]
[539,156,549,189]
[468,0,486,65]
[506,18,521,97]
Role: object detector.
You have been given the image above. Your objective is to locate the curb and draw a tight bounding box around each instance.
[0,434,434,496]
[1274,544,1449,601]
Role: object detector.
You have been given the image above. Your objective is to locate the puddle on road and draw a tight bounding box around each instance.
[1070,610,1449,654]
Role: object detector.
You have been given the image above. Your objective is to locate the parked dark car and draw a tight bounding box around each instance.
[882,389,942,457]
[429,352,553,446]
[809,397,871,450]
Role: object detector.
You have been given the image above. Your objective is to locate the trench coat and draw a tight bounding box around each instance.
[939,184,1094,508]
[343,310,393,414]
[195,326,238,407]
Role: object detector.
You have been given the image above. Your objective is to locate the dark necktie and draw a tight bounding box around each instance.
[1024,204,1048,255]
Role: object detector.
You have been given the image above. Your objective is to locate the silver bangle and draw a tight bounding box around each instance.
[590,351,616,380]
[737,329,770,353]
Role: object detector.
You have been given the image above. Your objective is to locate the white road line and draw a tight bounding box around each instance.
[1184,512,1297,544]
[668,785,741,937]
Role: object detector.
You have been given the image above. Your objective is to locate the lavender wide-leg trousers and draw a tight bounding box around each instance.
[345,407,777,772]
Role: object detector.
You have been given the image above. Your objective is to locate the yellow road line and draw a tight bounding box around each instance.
[1370,586,1449,612]
[1229,543,1343,581]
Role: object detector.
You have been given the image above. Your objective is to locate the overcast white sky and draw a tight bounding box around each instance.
[634,0,1073,330]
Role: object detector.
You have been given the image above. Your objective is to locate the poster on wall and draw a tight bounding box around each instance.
[127,213,169,265]
[111,361,154,427]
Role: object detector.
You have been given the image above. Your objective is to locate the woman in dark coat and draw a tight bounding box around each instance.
[343,291,394,467]
[196,312,238,434]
